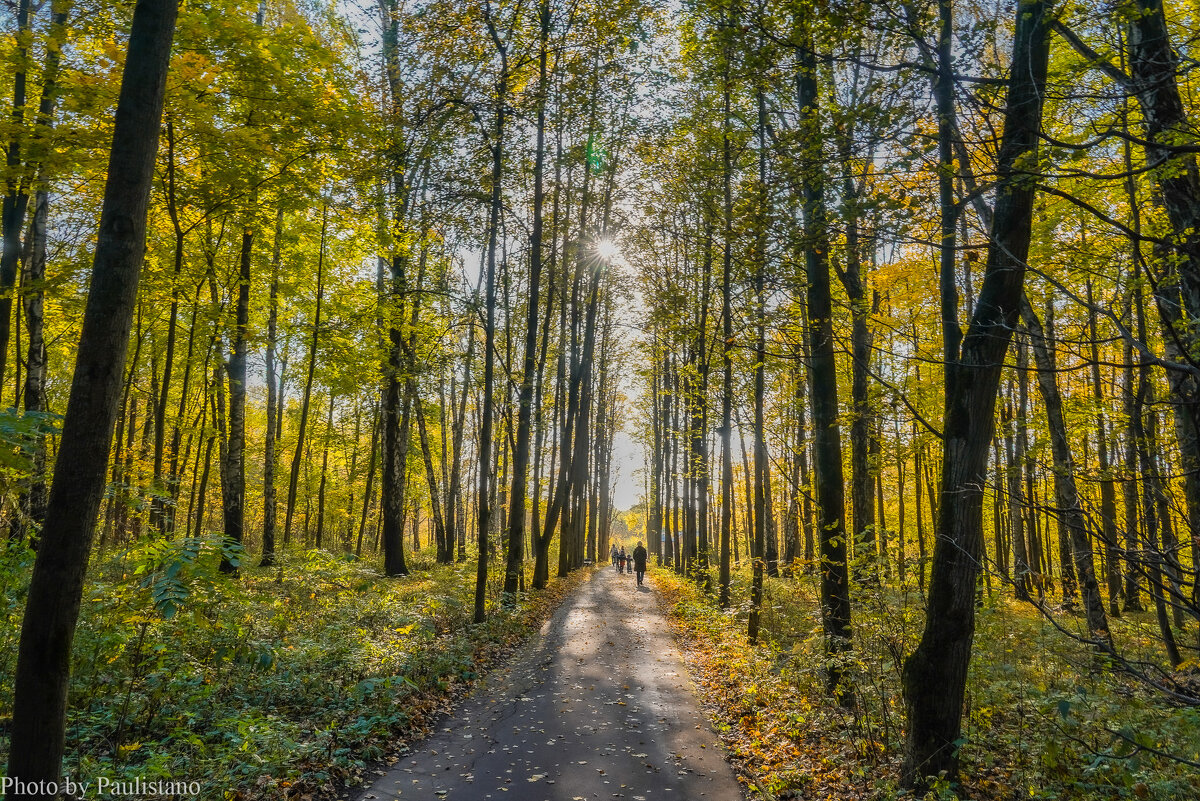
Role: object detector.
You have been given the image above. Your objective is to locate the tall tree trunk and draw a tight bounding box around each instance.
[1004,392,1030,600]
[167,283,204,535]
[1137,396,1183,666]
[1020,295,1112,648]
[691,242,712,582]
[840,146,876,584]
[154,119,184,532]
[446,316,476,564]
[504,0,550,600]
[1013,343,1035,600]
[901,0,1051,786]
[219,222,252,574]
[11,2,70,542]
[796,30,852,700]
[650,350,664,566]
[261,207,283,566]
[0,0,34,396]
[753,90,775,587]
[475,18,507,622]
[194,385,218,540]
[381,371,412,574]
[914,432,926,591]
[897,427,907,583]
[532,157,575,587]
[285,205,326,546]
[356,403,380,557]
[6,1,178,792]
[1121,1,1200,633]
[17,190,49,535]
[719,178,733,601]
[315,395,334,550]
[663,356,677,570]
[719,3,740,610]
[1122,285,1144,612]
[737,409,755,562]
[413,386,447,560]
[799,345,815,569]
[550,244,601,579]
[1086,280,1122,614]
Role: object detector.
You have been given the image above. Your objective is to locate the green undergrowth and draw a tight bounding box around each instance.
[657,564,1200,801]
[0,538,587,800]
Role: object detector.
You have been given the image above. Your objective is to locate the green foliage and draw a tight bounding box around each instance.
[0,407,60,473]
[658,565,1200,801]
[125,534,245,619]
[0,549,581,800]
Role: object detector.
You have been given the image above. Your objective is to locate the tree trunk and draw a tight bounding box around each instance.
[13,189,49,541]
[504,0,550,600]
[446,316,476,564]
[1122,1,1200,635]
[840,154,876,584]
[1012,345,1034,601]
[914,434,926,592]
[1136,398,1183,666]
[194,389,218,539]
[0,0,34,396]
[154,119,184,532]
[285,204,326,546]
[1020,294,1112,648]
[651,351,664,566]
[261,208,283,566]
[897,429,907,583]
[533,160,575,587]
[167,283,204,535]
[690,242,712,581]
[1122,285,1144,612]
[381,373,412,575]
[1086,280,1122,615]
[753,90,775,586]
[356,403,380,557]
[796,31,852,700]
[219,223,252,574]
[11,1,70,541]
[315,395,334,550]
[900,0,1051,786]
[413,385,447,560]
[6,0,178,791]
[475,24,507,622]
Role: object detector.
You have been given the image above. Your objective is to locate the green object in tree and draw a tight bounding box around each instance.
[587,133,607,174]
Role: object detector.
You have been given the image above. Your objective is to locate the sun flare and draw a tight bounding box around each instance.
[594,238,621,262]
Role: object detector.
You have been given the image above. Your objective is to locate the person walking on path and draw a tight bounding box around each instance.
[633,541,648,586]
[611,543,619,568]
[619,546,628,573]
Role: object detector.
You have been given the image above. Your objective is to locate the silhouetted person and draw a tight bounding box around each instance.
[611,543,619,568]
[633,541,648,586]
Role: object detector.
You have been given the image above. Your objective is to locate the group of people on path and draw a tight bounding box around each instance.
[610,542,648,586]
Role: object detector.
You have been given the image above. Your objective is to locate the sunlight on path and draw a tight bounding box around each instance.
[357,568,746,801]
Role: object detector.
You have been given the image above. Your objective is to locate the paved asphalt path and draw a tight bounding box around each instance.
[357,566,746,801]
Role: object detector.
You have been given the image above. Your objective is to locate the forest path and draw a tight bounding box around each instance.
[357,565,746,801]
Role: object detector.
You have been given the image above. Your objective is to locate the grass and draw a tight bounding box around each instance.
[655,562,1200,800]
[0,536,587,800]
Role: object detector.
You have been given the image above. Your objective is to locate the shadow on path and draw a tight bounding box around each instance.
[356,567,746,801]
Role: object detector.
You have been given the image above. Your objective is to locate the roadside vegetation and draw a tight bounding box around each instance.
[657,568,1200,801]
[0,542,584,801]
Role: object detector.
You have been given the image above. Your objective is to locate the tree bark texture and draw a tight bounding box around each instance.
[6,1,179,793]
[901,0,1051,786]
